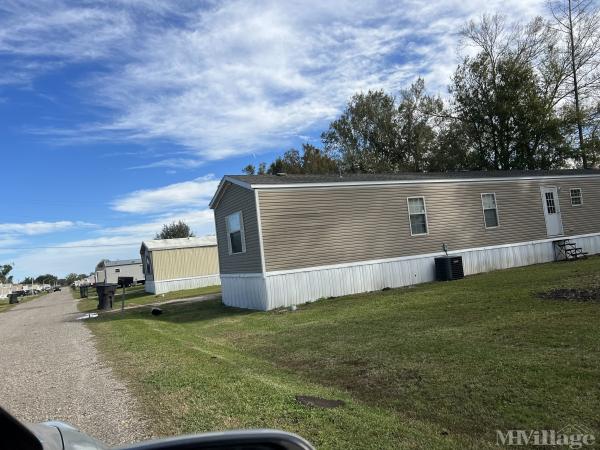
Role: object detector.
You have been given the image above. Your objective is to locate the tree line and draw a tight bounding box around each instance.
[244,4,600,175]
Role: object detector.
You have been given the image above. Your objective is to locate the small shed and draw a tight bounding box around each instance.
[140,237,220,295]
[95,259,145,285]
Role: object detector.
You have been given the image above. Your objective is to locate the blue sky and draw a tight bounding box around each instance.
[0,0,545,281]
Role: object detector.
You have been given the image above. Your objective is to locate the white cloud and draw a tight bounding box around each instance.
[0,0,547,160]
[8,211,216,280]
[0,220,94,236]
[110,175,219,214]
[129,158,205,170]
[9,236,142,280]
[0,236,24,251]
[101,209,215,238]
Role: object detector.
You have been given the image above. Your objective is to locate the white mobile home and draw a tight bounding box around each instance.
[95,259,144,285]
[141,237,220,294]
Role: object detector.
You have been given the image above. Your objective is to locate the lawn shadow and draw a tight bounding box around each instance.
[93,298,255,324]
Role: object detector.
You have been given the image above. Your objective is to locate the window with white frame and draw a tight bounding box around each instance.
[570,188,582,206]
[226,211,246,254]
[407,197,428,235]
[481,193,499,228]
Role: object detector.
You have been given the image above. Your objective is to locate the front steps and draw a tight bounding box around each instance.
[553,239,588,261]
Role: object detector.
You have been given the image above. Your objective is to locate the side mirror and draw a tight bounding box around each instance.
[1,403,315,450]
[118,430,314,450]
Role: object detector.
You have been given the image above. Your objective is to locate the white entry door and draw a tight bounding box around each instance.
[540,186,563,237]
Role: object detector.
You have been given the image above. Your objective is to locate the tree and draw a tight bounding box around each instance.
[155,220,195,239]
[244,144,338,176]
[322,90,402,172]
[300,144,339,174]
[242,164,256,175]
[0,264,13,284]
[65,273,79,286]
[34,274,58,285]
[242,161,267,175]
[321,83,448,173]
[450,15,572,169]
[583,101,600,166]
[397,78,445,171]
[427,120,473,171]
[269,148,303,174]
[549,0,600,167]
[267,144,338,175]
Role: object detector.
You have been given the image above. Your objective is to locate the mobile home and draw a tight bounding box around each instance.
[95,259,144,285]
[141,237,220,294]
[210,170,600,311]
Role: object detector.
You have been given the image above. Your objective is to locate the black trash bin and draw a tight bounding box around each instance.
[95,283,118,310]
[79,285,89,298]
[8,293,19,304]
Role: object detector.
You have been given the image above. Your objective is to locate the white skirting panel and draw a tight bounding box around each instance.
[264,257,435,310]
[220,274,268,310]
[459,241,555,275]
[145,274,221,295]
[221,234,600,311]
[571,234,600,256]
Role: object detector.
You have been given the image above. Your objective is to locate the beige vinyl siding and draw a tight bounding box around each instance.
[150,246,219,281]
[258,177,600,272]
[556,178,600,235]
[214,182,262,274]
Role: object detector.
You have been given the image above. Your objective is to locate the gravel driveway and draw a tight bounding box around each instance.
[0,290,152,446]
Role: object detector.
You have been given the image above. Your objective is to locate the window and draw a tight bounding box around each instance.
[226,211,246,254]
[407,197,428,235]
[481,193,499,228]
[570,188,582,206]
[145,254,152,275]
[545,192,556,213]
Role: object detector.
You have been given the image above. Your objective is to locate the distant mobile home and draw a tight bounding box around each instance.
[95,259,144,285]
[210,170,600,311]
[141,237,220,294]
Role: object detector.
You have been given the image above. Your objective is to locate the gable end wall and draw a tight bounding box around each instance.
[214,182,262,274]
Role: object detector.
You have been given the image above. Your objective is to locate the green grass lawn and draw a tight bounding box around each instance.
[0,291,49,313]
[76,284,221,312]
[86,258,600,449]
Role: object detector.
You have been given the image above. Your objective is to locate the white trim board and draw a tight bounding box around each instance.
[249,174,600,190]
[254,189,267,274]
[209,177,253,209]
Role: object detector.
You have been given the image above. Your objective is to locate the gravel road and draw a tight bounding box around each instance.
[0,290,152,446]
